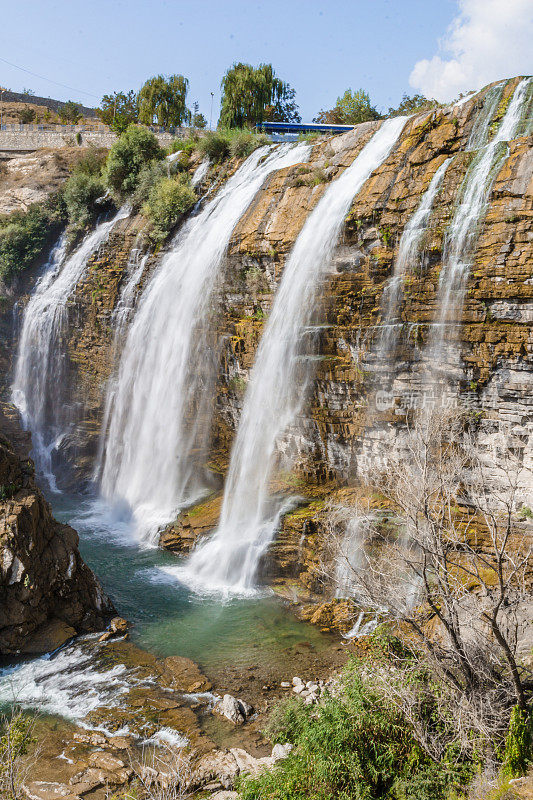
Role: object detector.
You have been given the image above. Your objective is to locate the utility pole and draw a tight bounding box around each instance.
[209,92,214,130]
[0,87,5,129]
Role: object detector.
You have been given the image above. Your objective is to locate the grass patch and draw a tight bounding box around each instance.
[239,662,472,800]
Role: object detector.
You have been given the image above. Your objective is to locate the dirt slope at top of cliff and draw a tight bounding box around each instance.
[0,147,90,215]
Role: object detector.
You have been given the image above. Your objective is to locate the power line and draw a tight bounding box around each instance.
[0,55,100,100]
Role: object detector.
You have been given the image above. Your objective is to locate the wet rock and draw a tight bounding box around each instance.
[22,619,77,654]
[213,693,254,725]
[163,654,212,692]
[191,750,240,790]
[110,616,129,634]
[108,734,133,750]
[87,751,127,772]
[23,783,82,800]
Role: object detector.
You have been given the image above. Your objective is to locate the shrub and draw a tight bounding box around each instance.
[104,124,165,197]
[198,130,232,162]
[298,131,322,143]
[229,130,270,159]
[71,147,107,178]
[0,707,36,798]
[17,106,36,124]
[198,128,271,162]
[58,100,82,124]
[168,136,198,156]
[131,160,167,208]
[63,172,106,238]
[142,174,196,241]
[502,706,533,778]
[0,197,65,283]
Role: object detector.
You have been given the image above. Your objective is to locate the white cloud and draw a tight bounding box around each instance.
[409,0,533,102]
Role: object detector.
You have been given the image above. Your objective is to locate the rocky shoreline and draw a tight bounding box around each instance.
[16,620,356,799]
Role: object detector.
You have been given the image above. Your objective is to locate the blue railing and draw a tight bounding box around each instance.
[255,121,355,135]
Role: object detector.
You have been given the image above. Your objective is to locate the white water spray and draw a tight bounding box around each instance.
[184,117,407,592]
[100,144,311,541]
[377,156,451,358]
[12,206,130,486]
[428,78,531,370]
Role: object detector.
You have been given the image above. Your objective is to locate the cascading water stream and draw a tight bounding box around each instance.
[182,116,408,593]
[376,156,452,359]
[99,143,311,541]
[93,245,150,483]
[110,246,149,352]
[11,206,130,487]
[427,78,532,374]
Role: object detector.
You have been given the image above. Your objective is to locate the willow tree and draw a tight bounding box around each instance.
[219,63,301,128]
[138,74,190,128]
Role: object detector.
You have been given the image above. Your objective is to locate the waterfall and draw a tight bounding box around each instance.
[428,78,531,375]
[334,515,363,598]
[110,245,149,351]
[377,156,452,359]
[191,159,210,187]
[99,143,311,541]
[93,244,150,483]
[183,116,407,593]
[12,206,130,487]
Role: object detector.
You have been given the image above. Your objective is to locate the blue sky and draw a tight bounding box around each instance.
[1,0,530,118]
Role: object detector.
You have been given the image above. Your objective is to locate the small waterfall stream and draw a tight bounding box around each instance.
[377,156,452,360]
[427,77,532,376]
[12,206,130,486]
[100,143,311,541]
[183,116,407,593]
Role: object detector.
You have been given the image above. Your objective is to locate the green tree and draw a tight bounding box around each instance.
[387,92,437,117]
[138,74,190,128]
[98,90,138,132]
[58,100,82,124]
[17,106,36,124]
[219,62,301,129]
[104,124,165,197]
[314,88,381,125]
[191,102,207,129]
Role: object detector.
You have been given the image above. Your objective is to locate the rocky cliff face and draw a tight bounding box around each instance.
[4,77,533,596]
[0,404,114,654]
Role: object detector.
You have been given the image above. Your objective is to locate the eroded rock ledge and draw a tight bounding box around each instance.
[0,404,114,655]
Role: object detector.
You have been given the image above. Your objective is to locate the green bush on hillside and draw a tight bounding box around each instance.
[104,124,165,197]
[197,130,232,162]
[142,173,196,241]
[168,135,198,156]
[0,197,65,283]
[197,128,270,162]
[503,706,533,778]
[228,129,270,159]
[63,172,106,239]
